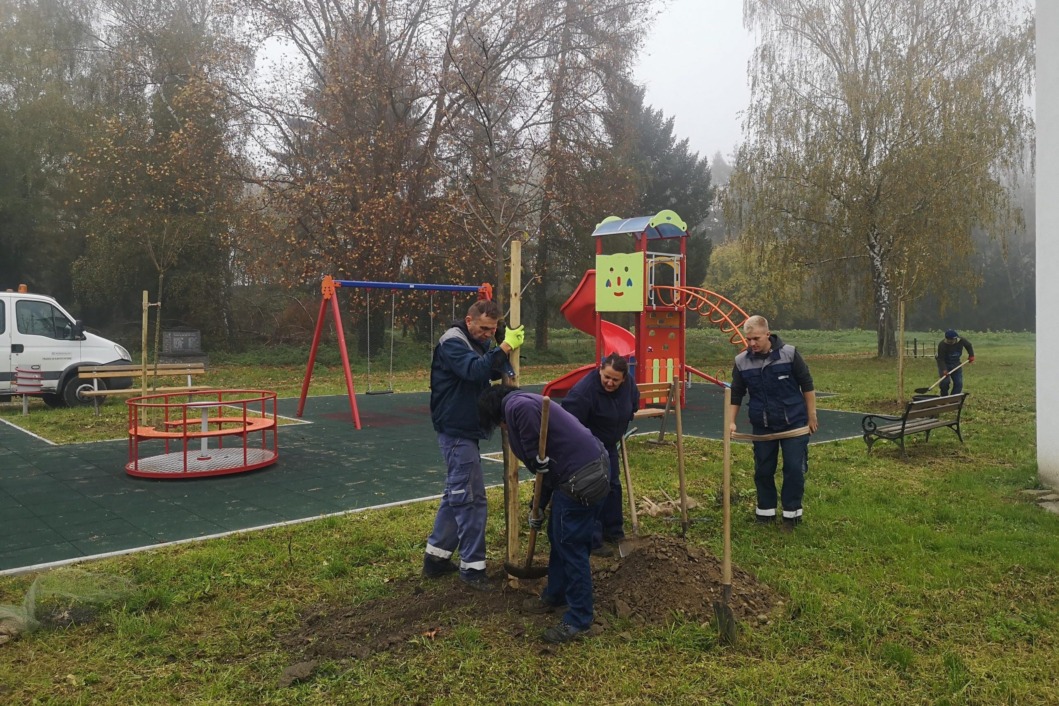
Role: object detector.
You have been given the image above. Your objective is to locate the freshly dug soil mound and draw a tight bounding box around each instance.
[281,534,780,669]
[593,534,778,626]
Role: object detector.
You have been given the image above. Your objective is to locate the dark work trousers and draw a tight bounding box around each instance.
[752,432,810,521]
[593,444,625,546]
[425,433,488,576]
[541,489,604,631]
[937,360,965,395]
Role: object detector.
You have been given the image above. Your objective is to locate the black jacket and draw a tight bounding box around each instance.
[936,337,974,369]
[561,370,639,448]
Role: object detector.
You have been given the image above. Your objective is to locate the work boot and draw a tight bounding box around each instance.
[754,514,776,525]
[781,517,801,534]
[459,570,495,593]
[522,597,567,614]
[422,555,458,579]
[542,620,586,644]
[590,543,615,558]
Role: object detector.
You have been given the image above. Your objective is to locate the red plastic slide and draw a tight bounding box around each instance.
[543,270,636,398]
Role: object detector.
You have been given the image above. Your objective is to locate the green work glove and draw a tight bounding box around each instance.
[503,324,525,350]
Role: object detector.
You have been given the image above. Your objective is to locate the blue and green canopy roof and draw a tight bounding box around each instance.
[591,209,687,240]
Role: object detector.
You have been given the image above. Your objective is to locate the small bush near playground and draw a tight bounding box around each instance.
[0,330,1054,705]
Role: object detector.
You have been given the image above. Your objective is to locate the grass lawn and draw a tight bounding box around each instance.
[0,329,1053,705]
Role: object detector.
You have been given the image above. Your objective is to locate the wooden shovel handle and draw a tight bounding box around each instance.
[924,359,970,392]
[674,380,688,534]
[537,396,550,460]
[524,472,545,568]
[620,435,639,536]
[722,387,732,587]
[524,396,551,569]
[731,426,811,442]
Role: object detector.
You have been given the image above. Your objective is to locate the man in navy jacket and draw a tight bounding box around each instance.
[936,329,975,395]
[562,353,639,555]
[730,315,818,531]
[422,300,524,590]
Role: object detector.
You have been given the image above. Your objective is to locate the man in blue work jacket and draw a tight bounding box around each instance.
[729,315,818,532]
[422,299,525,591]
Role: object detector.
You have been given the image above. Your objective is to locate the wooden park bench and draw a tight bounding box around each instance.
[861,393,969,456]
[78,362,208,413]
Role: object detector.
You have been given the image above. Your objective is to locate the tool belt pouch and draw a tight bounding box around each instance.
[559,455,610,506]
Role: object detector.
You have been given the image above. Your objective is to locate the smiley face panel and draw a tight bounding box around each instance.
[595,252,644,312]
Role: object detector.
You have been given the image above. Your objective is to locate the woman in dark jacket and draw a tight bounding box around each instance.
[561,353,639,555]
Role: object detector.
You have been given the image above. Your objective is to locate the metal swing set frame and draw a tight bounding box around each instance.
[296,275,493,429]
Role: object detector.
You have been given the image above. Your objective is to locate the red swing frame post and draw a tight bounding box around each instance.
[297,276,362,428]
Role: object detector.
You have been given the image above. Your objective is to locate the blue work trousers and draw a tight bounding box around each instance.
[425,434,488,575]
[541,489,603,631]
[937,361,965,395]
[593,444,625,546]
[752,431,809,520]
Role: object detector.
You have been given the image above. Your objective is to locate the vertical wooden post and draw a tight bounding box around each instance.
[141,290,149,394]
[504,240,523,573]
[510,240,521,381]
[897,298,906,405]
[674,379,688,534]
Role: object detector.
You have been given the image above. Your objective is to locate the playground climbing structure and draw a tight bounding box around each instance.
[544,210,750,406]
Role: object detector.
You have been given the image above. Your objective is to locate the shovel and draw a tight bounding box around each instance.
[713,386,739,645]
[504,396,551,580]
[620,427,639,537]
[617,427,649,559]
[914,360,969,395]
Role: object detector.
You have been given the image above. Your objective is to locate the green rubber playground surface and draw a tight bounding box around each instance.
[0,384,865,574]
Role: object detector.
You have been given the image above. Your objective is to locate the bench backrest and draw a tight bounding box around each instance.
[79,364,205,374]
[637,381,675,400]
[80,362,206,376]
[904,393,967,420]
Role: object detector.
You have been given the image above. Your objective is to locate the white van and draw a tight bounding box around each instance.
[1,287,133,406]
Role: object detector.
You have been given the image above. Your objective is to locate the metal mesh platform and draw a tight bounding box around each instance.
[126,447,279,476]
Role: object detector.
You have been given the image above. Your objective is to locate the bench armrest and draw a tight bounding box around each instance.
[862,413,901,433]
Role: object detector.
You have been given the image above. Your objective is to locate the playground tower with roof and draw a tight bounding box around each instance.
[543,210,749,407]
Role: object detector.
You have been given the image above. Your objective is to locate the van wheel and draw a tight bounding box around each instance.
[42,393,65,408]
[63,376,102,407]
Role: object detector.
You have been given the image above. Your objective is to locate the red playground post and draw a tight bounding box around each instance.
[298,276,361,427]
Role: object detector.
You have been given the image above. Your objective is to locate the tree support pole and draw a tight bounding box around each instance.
[504,240,523,576]
[141,291,161,394]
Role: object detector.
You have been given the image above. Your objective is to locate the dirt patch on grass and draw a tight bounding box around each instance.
[280,534,780,667]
